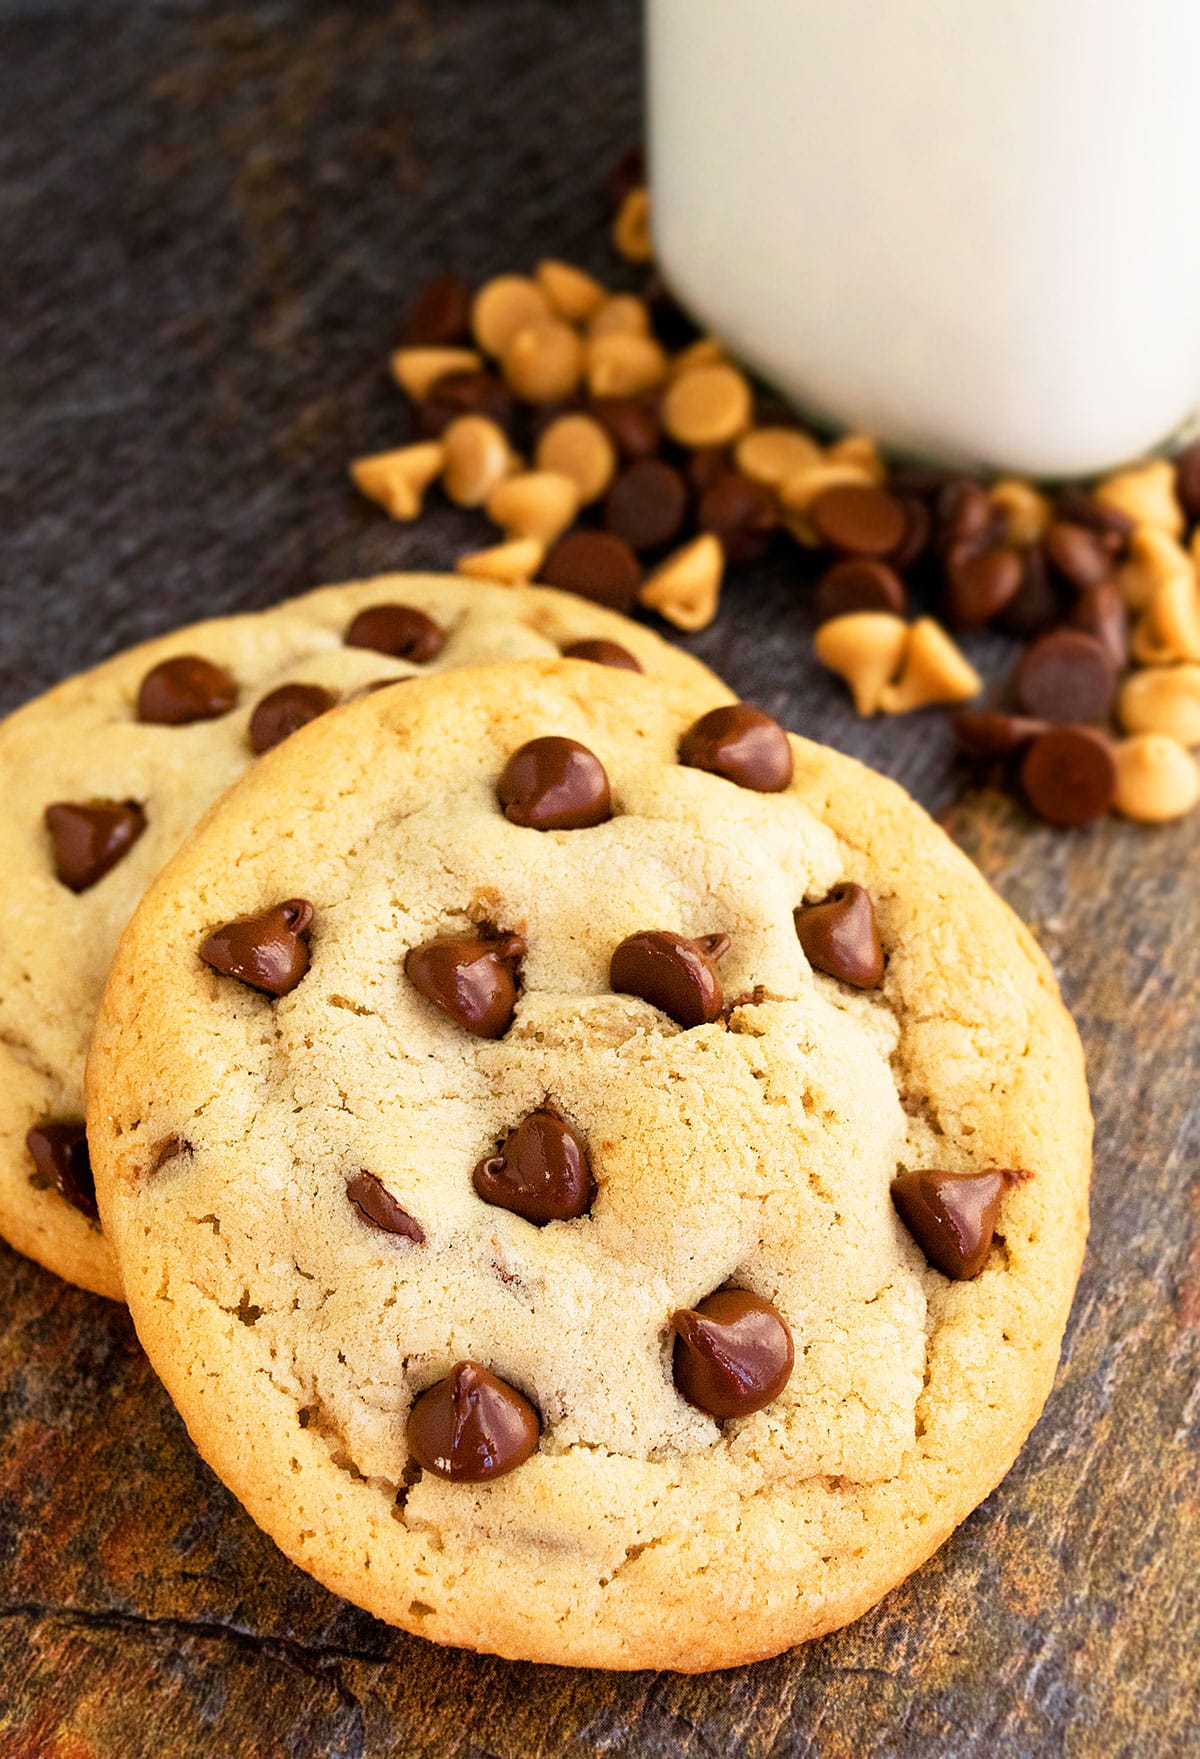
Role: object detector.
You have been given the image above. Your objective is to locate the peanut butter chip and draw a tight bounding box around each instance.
[587,295,651,339]
[662,364,753,449]
[612,185,654,263]
[471,275,552,357]
[502,320,584,404]
[390,347,484,400]
[877,620,981,714]
[814,613,909,716]
[1112,734,1200,822]
[1095,459,1184,537]
[486,471,579,545]
[441,415,513,507]
[534,413,617,504]
[1118,666,1200,746]
[535,259,606,322]
[455,537,545,586]
[638,533,724,631]
[350,442,444,520]
[735,426,822,488]
[586,332,668,399]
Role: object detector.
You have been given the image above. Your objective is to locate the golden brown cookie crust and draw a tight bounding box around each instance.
[0,579,719,1298]
[86,661,1090,1668]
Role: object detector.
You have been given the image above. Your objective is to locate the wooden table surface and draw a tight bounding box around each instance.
[1,5,1197,1755]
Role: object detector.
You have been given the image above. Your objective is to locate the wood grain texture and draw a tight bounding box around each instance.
[0,4,1197,1754]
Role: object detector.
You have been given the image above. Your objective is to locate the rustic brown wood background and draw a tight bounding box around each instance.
[1,5,1197,1755]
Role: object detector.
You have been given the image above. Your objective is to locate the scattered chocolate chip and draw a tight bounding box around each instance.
[671,1289,794,1419]
[26,1121,97,1221]
[344,604,446,663]
[811,484,909,557]
[1020,726,1117,827]
[603,458,688,553]
[401,272,472,347]
[935,480,996,551]
[1067,580,1130,674]
[404,932,525,1037]
[992,546,1063,638]
[588,396,662,461]
[44,799,146,893]
[149,1134,191,1174]
[560,638,642,672]
[815,558,907,623]
[137,656,237,726]
[199,899,315,996]
[1014,629,1116,724]
[605,144,646,209]
[685,447,731,496]
[347,1171,425,1242]
[678,703,793,793]
[248,683,337,755]
[610,929,729,1028]
[415,370,514,439]
[943,544,1024,628]
[696,472,778,564]
[1175,442,1200,523]
[794,882,884,988]
[889,495,933,571]
[540,530,641,611]
[407,1360,541,1481]
[473,1109,595,1224]
[952,711,1049,761]
[497,736,612,830]
[1043,519,1114,589]
[891,1167,1026,1279]
[1053,488,1132,547]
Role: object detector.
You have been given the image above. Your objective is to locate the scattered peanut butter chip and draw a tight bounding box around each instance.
[795,882,884,989]
[587,294,652,339]
[672,1290,794,1419]
[1118,665,1200,746]
[877,619,982,714]
[814,612,908,715]
[1020,726,1116,827]
[473,1110,595,1224]
[586,332,668,399]
[667,336,725,378]
[349,441,444,521]
[26,1121,97,1221]
[735,426,822,488]
[560,637,642,672]
[638,533,724,631]
[249,683,337,755]
[441,414,514,507]
[1116,525,1191,615]
[1111,733,1200,822]
[1145,570,1200,662]
[612,185,653,263]
[535,258,606,322]
[347,1171,425,1242]
[1095,459,1183,538]
[407,1361,541,1482]
[404,933,525,1037]
[892,1168,1026,1279]
[345,604,446,662]
[486,470,580,546]
[471,274,552,358]
[679,703,793,792]
[989,478,1051,546]
[662,363,753,450]
[502,319,584,404]
[390,346,483,400]
[610,929,730,1028]
[541,529,641,610]
[497,736,612,830]
[137,656,237,726]
[200,899,315,997]
[44,799,146,892]
[779,458,876,515]
[534,412,617,504]
[455,536,545,586]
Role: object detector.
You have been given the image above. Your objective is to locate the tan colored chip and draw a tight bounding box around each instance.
[1144,569,1200,662]
[535,414,618,505]
[662,364,753,449]
[780,459,878,515]
[441,416,515,509]
[638,534,725,631]
[613,185,654,263]
[390,347,483,401]
[1116,526,1194,614]
[486,471,580,546]
[586,332,668,399]
[736,427,823,489]
[991,479,1051,546]
[1112,733,1200,821]
[502,321,585,405]
[349,442,445,521]
[1117,665,1200,746]
[667,337,725,378]
[455,536,545,585]
[471,275,553,358]
[1095,460,1183,538]
[587,295,652,339]
[878,619,982,714]
[826,433,886,484]
[535,260,606,323]
[814,613,908,715]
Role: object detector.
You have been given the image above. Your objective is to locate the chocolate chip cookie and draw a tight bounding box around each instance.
[86,661,1090,1668]
[0,578,721,1298]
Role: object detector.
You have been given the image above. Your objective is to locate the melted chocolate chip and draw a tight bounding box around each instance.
[1020,726,1117,827]
[678,704,793,793]
[347,1171,425,1242]
[672,1289,794,1419]
[199,899,315,996]
[344,604,446,663]
[794,883,884,988]
[26,1121,97,1221]
[473,1109,595,1224]
[892,1168,1026,1279]
[610,929,729,1028]
[497,737,612,831]
[249,683,337,754]
[406,1360,540,1481]
[404,933,525,1037]
[44,799,146,893]
[560,638,642,672]
[137,656,237,726]
[149,1134,191,1174]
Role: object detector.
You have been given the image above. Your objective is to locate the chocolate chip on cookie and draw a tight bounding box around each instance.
[891,1168,1027,1280]
[610,929,730,1027]
[249,683,337,754]
[344,604,446,663]
[678,704,793,793]
[473,1109,595,1224]
[406,1360,541,1481]
[149,1134,192,1174]
[404,933,525,1038]
[347,1171,425,1242]
[497,736,613,830]
[26,1121,97,1222]
[795,883,884,989]
[44,799,146,893]
[199,899,315,996]
[671,1289,794,1419]
[137,656,237,725]
[560,637,642,672]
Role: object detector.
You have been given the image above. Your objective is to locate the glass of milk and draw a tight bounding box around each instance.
[647,0,1200,478]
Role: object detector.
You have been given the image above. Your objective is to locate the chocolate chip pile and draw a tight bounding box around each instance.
[350,152,1200,831]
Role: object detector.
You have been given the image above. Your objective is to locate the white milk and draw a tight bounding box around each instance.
[647,0,1200,477]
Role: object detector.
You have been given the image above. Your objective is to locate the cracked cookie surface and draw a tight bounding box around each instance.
[0,577,718,1298]
[86,661,1090,1669]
